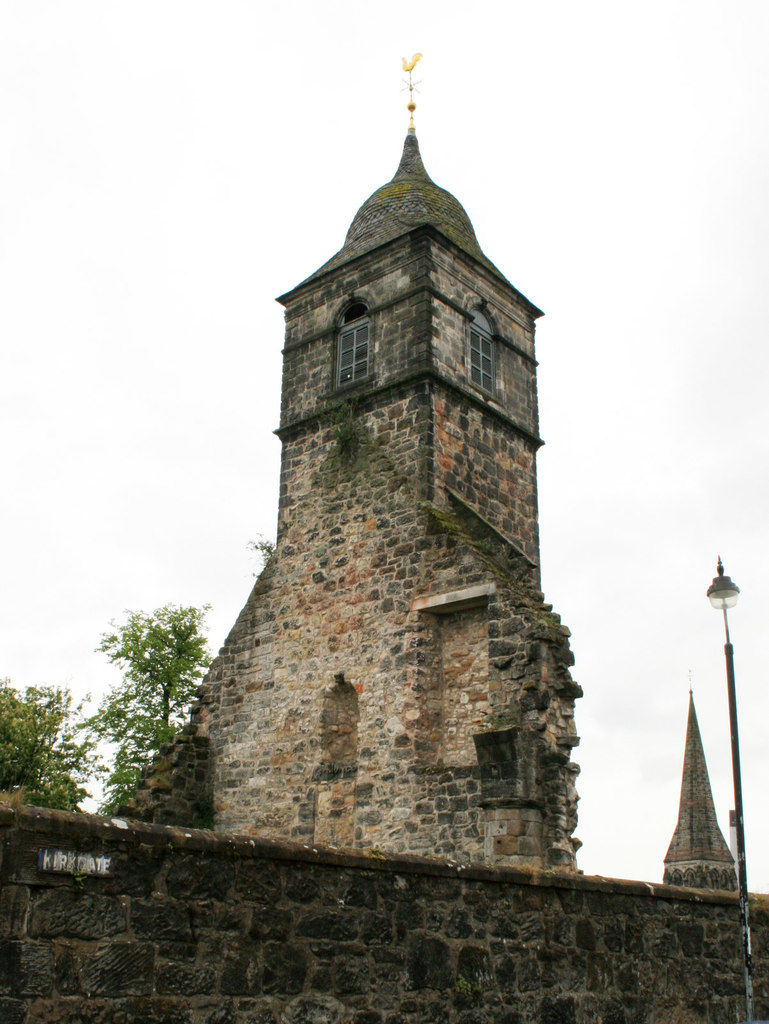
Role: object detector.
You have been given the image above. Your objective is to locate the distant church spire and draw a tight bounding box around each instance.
[664,692,737,890]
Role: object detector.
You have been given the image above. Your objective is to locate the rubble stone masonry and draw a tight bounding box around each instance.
[1,807,767,1024]
[132,224,581,870]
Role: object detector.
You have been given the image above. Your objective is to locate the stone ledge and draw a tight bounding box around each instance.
[0,805,742,907]
[412,583,497,615]
[276,366,544,448]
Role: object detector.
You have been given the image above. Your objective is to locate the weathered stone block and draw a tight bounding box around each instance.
[261,942,308,995]
[0,941,53,996]
[281,995,345,1024]
[220,946,260,996]
[79,941,154,997]
[676,921,704,956]
[283,867,321,904]
[156,961,217,996]
[492,836,519,856]
[0,998,26,1024]
[538,995,577,1024]
[130,897,192,942]
[27,891,126,940]
[337,874,378,909]
[166,856,234,901]
[53,944,81,995]
[249,906,292,941]
[574,919,597,951]
[99,848,159,897]
[295,909,359,942]
[123,997,194,1024]
[333,953,369,995]
[23,997,118,1023]
[0,887,28,939]
[405,934,453,991]
[457,944,493,990]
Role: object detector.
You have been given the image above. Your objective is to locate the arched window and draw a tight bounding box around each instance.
[337,303,369,387]
[469,309,494,393]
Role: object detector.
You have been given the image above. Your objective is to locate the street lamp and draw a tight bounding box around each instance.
[707,557,754,1021]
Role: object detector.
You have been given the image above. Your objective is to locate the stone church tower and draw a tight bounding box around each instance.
[664,692,736,889]
[139,128,582,870]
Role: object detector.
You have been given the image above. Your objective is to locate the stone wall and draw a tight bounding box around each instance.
[130,225,581,870]
[1,806,767,1024]
[132,478,581,868]
[119,95,588,879]
[279,228,544,567]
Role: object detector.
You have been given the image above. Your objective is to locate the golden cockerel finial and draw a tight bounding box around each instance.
[402,53,423,74]
[401,53,423,131]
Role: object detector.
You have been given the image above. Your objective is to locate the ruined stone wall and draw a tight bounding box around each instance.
[131,225,581,870]
[181,373,580,866]
[204,383,433,844]
[2,806,767,1024]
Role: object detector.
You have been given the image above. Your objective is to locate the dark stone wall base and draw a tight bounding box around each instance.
[1,806,766,1024]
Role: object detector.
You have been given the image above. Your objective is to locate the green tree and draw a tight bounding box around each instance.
[0,679,99,810]
[247,534,276,577]
[90,604,211,812]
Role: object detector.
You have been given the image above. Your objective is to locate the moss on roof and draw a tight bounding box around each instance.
[302,131,508,286]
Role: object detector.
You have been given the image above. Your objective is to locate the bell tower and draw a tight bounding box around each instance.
[141,127,582,870]
[277,130,543,569]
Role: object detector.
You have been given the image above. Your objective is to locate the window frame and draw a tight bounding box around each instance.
[336,304,370,388]
[468,309,495,394]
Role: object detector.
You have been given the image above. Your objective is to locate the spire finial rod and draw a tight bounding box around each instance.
[401,53,423,132]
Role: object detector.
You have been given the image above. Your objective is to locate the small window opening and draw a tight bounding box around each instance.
[469,310,494,393]
[338,304,369,387]
[343,303,367,324]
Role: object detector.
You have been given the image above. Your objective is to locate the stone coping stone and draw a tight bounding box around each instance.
[0,804,741,907]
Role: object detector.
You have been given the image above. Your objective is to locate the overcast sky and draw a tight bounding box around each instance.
[2,1,768,890]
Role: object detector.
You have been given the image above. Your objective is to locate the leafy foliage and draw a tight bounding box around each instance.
[90,604,211,813]
[247,534,276,577]
[0,679,99,810]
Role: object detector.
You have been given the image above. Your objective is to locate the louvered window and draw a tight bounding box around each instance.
[337,304,369,387]
[469,310,494,393]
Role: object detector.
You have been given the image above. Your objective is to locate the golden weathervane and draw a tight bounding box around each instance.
[402,53,423,130]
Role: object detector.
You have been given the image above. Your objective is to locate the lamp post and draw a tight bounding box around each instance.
[707,557,753,1021]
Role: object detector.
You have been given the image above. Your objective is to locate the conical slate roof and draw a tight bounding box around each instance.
[664,693,736,889]
[302,130,508,285]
